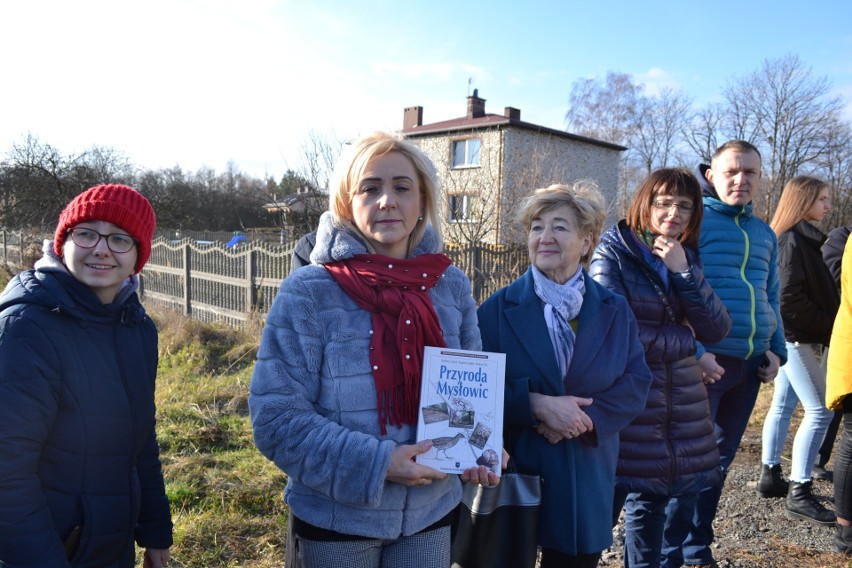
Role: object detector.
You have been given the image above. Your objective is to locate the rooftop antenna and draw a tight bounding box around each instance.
[467,77,472,96]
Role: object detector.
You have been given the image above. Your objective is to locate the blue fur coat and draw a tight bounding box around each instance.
[249,213,481,538]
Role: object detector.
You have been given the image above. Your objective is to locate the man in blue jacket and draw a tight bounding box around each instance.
[668,140,787,568]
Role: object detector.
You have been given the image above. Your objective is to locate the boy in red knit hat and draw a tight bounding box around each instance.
[0,184,172,567]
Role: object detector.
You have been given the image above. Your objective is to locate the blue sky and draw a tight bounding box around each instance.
[1,0,850,180]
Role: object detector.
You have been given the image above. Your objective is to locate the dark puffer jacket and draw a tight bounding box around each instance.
[0,267,172,567]
[822,225,851,288]
[590,221,731,494]
[778,220,839,345]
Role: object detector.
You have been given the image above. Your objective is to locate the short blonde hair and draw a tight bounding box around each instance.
[328,131,443,254]
[517,181,606,266]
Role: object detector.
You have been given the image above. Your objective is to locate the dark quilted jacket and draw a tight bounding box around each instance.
[0,269,172,567]
[590,221,731,494]
[777,220,839,345]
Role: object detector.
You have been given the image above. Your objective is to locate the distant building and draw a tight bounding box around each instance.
[262,186,326,219]
[402,90,625,243]
[262,186,326,242]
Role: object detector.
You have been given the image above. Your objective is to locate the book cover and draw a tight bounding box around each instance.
[415,346,505,476]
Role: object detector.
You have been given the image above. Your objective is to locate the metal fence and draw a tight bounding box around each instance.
[0,230,528,328]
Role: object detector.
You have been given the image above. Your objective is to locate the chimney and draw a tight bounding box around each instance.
[403,106,423,129]
[504,107,520,120]
[467,89,486,118]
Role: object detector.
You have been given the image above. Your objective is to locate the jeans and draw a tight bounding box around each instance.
[817,410,842,467]
[665,353,764,566]
[761,342,833,481]
[835,395,852,521]
[818,347,843,467]
[617,491,700,568]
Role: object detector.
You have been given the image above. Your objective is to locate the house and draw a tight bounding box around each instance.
[402,90,625,244]
[262,186,326,219]
[262,185,327,242]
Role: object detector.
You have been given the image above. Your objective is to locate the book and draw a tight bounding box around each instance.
[415,346,505,476]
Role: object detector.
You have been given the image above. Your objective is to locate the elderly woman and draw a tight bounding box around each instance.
[477,183,652,568]
[590,169,730,568]
[250,131,497,568]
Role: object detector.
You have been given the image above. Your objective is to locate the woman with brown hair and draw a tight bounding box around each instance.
[759,175,838,526]
[590,168,730,567]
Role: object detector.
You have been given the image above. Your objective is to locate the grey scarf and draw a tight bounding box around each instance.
[531,265,585,381]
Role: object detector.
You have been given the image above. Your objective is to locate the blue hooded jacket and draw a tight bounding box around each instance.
[693,164,786,364]
[0,251,172,567]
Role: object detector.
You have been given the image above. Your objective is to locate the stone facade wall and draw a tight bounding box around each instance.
[410,126,621,244]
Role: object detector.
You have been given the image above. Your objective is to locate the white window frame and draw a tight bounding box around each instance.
[449,194,478,223]
[451,138,481,168]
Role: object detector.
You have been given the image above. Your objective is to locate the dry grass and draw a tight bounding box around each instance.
[138,307,287,567]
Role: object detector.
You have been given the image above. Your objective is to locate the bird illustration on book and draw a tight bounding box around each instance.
[429,432,466,459]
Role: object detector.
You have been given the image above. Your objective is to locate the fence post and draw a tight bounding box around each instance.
[245,248,256,313]
[19,232,24,267]
[183,244,192,315]
[2,230,6,263]
[471,243,483,303]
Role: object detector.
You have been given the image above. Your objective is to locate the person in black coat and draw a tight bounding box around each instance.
[0,185,172,567]
[759,176,839,525]
[590,168,731,568]
[290,229,317,273]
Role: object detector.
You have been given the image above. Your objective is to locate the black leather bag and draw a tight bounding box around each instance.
[451,471,541,568]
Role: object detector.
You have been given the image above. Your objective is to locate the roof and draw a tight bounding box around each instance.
[262,190,326,213]
[402,113,627,152]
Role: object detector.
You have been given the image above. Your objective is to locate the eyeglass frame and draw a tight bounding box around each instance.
[651,198,695,214]
[67,227,138,253]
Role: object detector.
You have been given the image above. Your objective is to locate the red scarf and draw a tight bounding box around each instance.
[326,253,451,434]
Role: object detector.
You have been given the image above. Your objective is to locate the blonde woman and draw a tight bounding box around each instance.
[250,132,497,568]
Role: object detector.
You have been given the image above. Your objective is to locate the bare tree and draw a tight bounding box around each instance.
[632,87,693,174]
[814,118,852,229]
[1,135,81,228]
[298,129,347,193]
[723,54,846,217]
[564,72,645,147]
[685,103,725,165]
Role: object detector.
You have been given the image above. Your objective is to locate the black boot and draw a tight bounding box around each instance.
[836,523,852,554]
[785,480,835,526]
[812,464,834,482]
[757,464,788,498]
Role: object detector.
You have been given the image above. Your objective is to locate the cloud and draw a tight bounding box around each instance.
[635,67,682,97]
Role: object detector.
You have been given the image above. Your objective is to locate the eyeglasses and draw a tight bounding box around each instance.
[68,228,137,253]
[652,199,695,214]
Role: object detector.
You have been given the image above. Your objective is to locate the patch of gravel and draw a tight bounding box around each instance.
[599,430,846,568]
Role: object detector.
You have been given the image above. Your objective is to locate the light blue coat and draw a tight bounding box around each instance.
[249,213,481,538]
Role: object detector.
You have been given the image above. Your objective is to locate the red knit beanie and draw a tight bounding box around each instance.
[54,184,156,274]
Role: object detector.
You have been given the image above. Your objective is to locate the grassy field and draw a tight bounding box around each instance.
[141,309,288,567]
